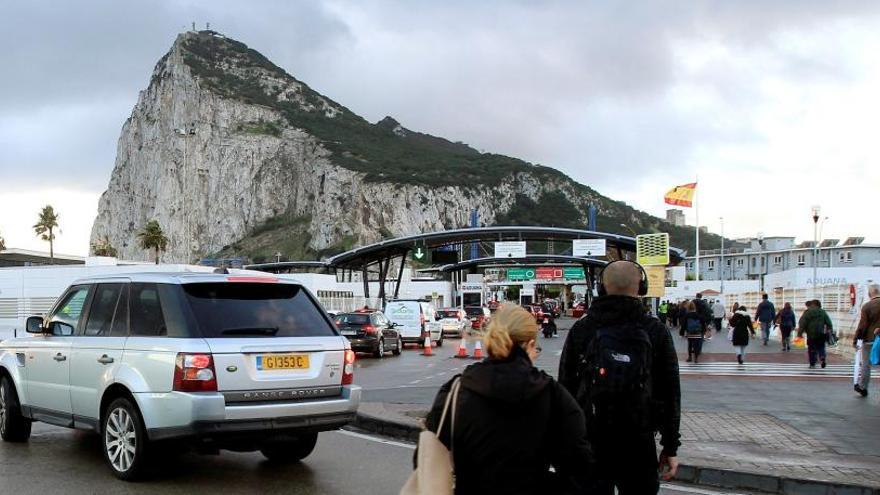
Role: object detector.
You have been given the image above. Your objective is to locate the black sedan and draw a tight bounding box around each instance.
[334,311,402,358]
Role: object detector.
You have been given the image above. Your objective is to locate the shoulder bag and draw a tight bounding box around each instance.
[400,377,461,495]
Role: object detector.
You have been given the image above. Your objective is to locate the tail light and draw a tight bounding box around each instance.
[362,325,377,335]
[342,349,356,385]
[173,353,217,392]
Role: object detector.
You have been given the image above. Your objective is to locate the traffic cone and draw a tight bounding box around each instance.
[422,335,434,356]
[472,340,484,360]
[455,339,469,358]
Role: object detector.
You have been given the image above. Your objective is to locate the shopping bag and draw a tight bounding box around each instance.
[401,378,460,495]
[727,329,733,342]
[854,342,863,386]
[769,325,780,339]
[792,336,806,349]
[871,336,880,366]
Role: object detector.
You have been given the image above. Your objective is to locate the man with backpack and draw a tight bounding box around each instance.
[755,293,777,345]
[559,260,681,494]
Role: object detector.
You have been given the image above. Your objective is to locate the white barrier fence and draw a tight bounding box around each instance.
[317,297,384,314]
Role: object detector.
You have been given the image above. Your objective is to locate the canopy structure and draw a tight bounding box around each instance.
[245,226,684,301]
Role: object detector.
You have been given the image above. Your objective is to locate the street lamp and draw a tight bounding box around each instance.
[757,232,765,293]
[619,223,638,237]
[811,206,821,294]
[818,216,829,267]
[719,217,725,294]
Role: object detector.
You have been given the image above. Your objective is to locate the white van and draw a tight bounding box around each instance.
[384,300,442,347]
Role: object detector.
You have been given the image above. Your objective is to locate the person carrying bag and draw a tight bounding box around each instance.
[407,304,594,494]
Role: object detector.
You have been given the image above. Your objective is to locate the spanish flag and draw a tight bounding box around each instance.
[664,183,697,208]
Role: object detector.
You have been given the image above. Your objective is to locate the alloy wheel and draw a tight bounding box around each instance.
[105,407,137,473]
[0,384,7,435]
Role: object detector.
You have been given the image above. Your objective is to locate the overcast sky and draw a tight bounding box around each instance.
[1,1,878,256]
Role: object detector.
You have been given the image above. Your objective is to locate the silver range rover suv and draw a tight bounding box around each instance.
[0,273,360,480]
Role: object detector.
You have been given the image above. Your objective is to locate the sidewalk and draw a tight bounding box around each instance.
[352,401,880,494]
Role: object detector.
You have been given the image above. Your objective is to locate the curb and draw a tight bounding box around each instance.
[352,412,880,495]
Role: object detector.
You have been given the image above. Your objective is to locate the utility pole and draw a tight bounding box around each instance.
[719,217,725,294]
[812,205,820,296]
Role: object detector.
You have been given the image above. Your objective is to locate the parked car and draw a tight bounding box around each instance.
[436,308,468,338]
[0,273,360,480]
[334,311,402,358]
[542,299,561,318]
[464,306,491,330]
[384,300,442,347]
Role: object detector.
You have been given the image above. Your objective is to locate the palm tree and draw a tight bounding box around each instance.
[0,231,6,252]
[33,205,59,263]
[137,220,169,264]
[90,236,118,257]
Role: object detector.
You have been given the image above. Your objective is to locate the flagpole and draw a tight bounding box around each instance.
[694,176,700,282]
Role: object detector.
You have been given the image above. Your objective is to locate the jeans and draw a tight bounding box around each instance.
[688,338,704,356]
[858,342,873,391]
[593,434,660,495]
[760,321,772,343]
[807,337,826,366]
[780,326,793,349]
[713,318,723,332]
[735,345,747,358]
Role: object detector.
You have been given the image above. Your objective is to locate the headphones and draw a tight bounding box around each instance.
[596,259,649,297]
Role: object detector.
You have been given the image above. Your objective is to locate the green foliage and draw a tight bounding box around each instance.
[0,232,5,251]
[236,120,282,137]
[91,237,118,257]
[137,220,169,264]
[496,192,583,229]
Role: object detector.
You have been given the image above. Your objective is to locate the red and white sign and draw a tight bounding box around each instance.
[536,267,564,280]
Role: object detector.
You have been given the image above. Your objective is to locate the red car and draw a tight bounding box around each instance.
[464,306,491,330]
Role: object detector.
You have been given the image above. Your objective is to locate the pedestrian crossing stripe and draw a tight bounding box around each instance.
[678,361,853,378]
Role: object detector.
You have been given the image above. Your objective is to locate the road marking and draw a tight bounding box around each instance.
[678,362,852,378]
[660,483,752,495]
[336,429,416,450]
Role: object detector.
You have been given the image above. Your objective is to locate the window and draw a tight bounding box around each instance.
[751,258,756,268]
[845,251,853,263]
[84,284,124,336]
[773,255,783,265]
[839,252,846,263]
[111,284,129,336]
[182,283,336,338]
[797,254,806,266]
[130,283,169,336]
[736,259,744,267]
[760,256,765,267]
[726,259,732,266]
[707,260,715,271]
[49,286,90,336]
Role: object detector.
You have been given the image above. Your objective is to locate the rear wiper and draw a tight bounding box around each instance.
[220,327,279,336]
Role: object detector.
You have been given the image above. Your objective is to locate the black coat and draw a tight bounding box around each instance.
[558,295,682,457]
[729,311,754,346]
[423,346,594,494]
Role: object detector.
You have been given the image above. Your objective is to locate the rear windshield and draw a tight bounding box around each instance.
[182,283,336,338]
[335,313,371,325]
[464,307,483,316]
[437,310,459,318]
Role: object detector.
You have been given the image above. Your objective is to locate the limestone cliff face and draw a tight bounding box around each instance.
[90,31,640,263]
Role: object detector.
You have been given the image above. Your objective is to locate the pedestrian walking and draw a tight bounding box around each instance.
[798,300,833,369]
[419,304,593,494]
[711,299,726,334]
[559,260,680,495]
[728,305,756,364]
[678,300,689,337]
[669,300,679,328]
[853,284,880,397]
[776,302,796,351]
[658,300,669,325]
[755,294,777,345]
[684,302,707,363]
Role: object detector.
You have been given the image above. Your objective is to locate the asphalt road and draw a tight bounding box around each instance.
[0,422,758,495]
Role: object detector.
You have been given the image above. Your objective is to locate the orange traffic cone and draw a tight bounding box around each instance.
[472,340,484,360]
[455,339,469,358]
[422,335,434,356]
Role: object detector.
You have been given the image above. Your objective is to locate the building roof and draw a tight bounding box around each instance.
[0,248,85,267]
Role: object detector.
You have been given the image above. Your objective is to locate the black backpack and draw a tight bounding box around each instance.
[576,318,654,430]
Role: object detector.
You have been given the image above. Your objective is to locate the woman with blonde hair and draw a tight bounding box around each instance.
[421,304,594,494]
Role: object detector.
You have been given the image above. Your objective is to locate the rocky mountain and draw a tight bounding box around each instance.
[91,30,719,263]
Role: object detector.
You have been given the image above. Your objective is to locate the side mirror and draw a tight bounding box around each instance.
[26,316,45,334]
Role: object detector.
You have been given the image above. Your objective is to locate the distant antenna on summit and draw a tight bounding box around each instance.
[192,22,196,31]
[206,22,210,30]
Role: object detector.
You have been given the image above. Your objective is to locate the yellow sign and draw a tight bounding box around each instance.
[645,266,666,298]
[636,233,670,266]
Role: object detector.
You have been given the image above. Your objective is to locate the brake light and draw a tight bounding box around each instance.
[173,353,217,392]
[362,325,377,335]
[342,349,355,385]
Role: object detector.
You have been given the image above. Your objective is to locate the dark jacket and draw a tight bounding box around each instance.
[424,346,594,494]
[729,310,755,346]
[559,295,681,457]
[798,306,833,340]
[684,311,704,338]
[776,307,796,329]
[855,296,880,343]
[694,298,712,324]
[755,300,776,323]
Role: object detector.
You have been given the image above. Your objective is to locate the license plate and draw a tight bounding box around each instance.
[256,354,310,371]
[341,330,357,336]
